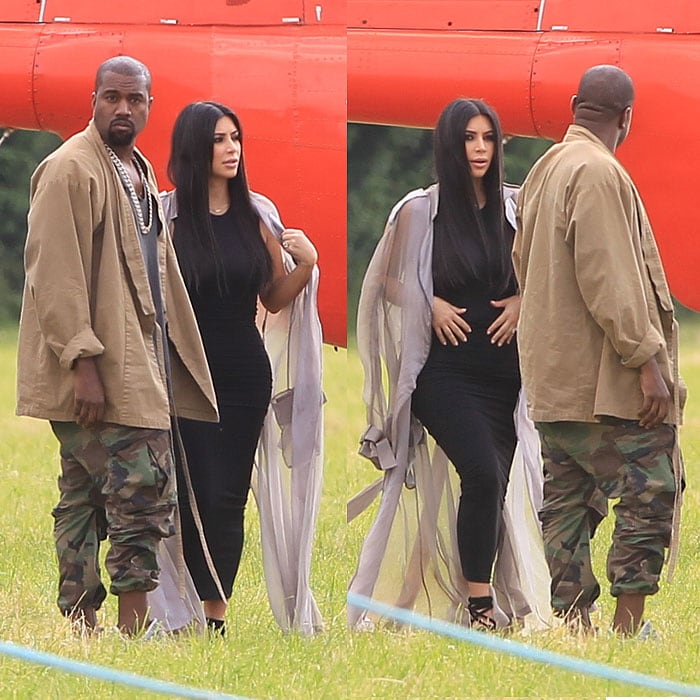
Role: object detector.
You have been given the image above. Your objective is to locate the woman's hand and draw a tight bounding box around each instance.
[487,295,520,347]
[432,296,472,346]
[260,225,316,313]
[280,228,318,268]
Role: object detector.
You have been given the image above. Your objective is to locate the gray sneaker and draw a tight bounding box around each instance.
[142,619,167,641]
[636,619,659,641]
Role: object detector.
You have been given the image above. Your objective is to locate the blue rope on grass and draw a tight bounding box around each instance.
[348,592,700,697]
[0,640,247,699]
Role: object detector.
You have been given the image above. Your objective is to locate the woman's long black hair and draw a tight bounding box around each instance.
[168,101,272,294]
[432,98,513,296]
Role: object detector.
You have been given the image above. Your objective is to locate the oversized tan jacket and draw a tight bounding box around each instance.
[514,124,684,425]
[16,121,217,430]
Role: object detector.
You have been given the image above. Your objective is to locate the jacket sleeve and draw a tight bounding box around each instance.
[566,164,663,368]
[24,159,105,369]
[512,194,525,288]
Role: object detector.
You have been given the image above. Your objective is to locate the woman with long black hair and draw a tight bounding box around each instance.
[349,98,549,631]
[160,101,322,635]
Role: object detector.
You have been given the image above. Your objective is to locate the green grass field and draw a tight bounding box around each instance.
[1,322,700,699]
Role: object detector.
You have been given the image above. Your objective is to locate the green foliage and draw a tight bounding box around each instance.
[0,130,63,324]
[347,124,434,335]
[347,124,552,334]
[504,135,554,184]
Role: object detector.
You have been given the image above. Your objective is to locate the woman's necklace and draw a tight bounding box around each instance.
[209,203,230,215]
[105,144,153,235]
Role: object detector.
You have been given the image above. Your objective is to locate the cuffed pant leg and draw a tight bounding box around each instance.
[97,426,176,595]
[537,423,602,612]
[50,422,108,615]
[606,424,676,597]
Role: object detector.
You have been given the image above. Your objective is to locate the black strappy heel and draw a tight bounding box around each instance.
[468,595,497,632]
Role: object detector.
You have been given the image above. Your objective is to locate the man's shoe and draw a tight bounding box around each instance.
[142,619,167,641]
[636,619,659,641]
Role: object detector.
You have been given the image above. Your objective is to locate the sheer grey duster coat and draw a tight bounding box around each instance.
[148,191,324,635]
[348,184,551,630]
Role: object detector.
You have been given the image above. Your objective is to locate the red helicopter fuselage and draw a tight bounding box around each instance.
[1,0,347,345]
[348,0,700,313]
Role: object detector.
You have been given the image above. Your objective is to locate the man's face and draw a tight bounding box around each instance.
[92,70,152,148]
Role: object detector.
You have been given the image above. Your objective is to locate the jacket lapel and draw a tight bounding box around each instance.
[88,124,156,325]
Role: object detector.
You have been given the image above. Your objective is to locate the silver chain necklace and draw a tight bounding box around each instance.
[105,143,153,235]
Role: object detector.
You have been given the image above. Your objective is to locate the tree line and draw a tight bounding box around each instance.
[0,130,62,324]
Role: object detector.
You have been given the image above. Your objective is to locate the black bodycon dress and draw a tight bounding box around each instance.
[176,208,272,601]
[411,217,520,584]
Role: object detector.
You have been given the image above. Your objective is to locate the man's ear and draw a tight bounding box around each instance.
[570,94,577,115]
[619,105,632,130]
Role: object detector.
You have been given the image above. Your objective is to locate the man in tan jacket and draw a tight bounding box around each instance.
[514,65,683,635]
[17,56,217,635]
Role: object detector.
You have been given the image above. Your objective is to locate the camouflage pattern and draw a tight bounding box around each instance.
[50,421,176,617]
[536,419,676,614]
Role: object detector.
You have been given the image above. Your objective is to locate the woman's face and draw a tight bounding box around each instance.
[210,115,241,181]
[464,113,495,182]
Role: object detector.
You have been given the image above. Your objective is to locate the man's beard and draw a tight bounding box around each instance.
[107,125,135,147]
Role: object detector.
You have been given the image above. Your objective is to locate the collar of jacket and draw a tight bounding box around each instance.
[85,120,162,325]
[563,123,613,151]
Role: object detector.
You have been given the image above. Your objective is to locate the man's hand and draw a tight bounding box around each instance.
[638,357,670,428]
[73,357,105,429]
[432,296,472,346]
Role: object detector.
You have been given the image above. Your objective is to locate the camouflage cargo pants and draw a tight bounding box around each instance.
[536,419,676,614]
[50,422,176,617]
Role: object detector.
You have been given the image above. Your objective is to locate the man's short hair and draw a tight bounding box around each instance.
[95,56,152,93]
